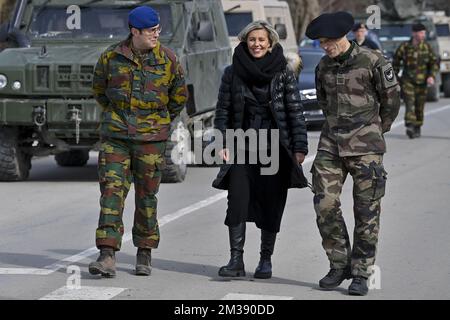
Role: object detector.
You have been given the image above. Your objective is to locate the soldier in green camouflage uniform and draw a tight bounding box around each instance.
[393,23,439,139]
[88,6,187,278]
[306,12,401,295]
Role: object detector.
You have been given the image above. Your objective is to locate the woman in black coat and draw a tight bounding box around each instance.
[212,21,309,279]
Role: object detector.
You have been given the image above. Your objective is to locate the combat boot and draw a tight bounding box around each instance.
[348,276,369,296]
[406,125,415,139]
[319,267,351,289]
[135,248,152,276]
[218,223,246,277]
[88,246,116,278]
[413,126,421,138]
[254,230,276,279]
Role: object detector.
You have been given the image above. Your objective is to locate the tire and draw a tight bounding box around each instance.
[443,75,450,98]
[426,84,439,102]
[0,128,32,181]
[161,119,188,183]
[55,150,89,167]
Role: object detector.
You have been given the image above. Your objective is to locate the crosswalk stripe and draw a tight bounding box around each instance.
[221,293,293,300]
[39,286,126,300]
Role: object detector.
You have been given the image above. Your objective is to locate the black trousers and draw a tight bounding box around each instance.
[225,147,290,233]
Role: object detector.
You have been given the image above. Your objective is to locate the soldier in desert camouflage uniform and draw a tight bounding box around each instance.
[393,23,439,139]
[305,12,401,295]
[88,6,187,278]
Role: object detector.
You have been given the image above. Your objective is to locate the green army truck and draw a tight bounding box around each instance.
[424,11,450,97]
[0,0,232,182]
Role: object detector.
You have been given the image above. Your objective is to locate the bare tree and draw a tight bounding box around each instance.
[0,0,15,25]
[286,0,321,41]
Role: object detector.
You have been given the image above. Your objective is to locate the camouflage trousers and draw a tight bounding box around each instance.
[95,138,166,251]
[311,151,387,278]
[401,80,428,127]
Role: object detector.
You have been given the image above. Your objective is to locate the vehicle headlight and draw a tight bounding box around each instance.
[12,81,21,90]
[300,89,317,100]
[0,74,7,89]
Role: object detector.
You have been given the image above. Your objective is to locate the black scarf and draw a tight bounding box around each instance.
[233,42,287,86]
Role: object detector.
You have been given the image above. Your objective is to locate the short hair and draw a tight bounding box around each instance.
[237,20,280,47]
[352,23,367,32]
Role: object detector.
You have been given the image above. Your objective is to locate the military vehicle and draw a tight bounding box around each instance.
[0,0,232,182]
[221,0,297,54]
[370,0,442,101]
[424,11,450,97]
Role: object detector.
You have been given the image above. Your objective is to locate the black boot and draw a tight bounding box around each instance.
[218,223,246,277]
[413,126,421,138]
[319,267,351,289]
[254,230,276,279]
[348,276,369,296]
[406,125,415,139]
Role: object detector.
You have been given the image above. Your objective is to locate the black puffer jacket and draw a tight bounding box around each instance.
[212,65,308,190]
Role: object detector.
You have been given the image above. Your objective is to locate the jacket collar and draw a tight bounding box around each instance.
[113,39,166,66]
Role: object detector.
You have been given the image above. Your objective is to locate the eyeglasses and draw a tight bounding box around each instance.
[141,25,162,36]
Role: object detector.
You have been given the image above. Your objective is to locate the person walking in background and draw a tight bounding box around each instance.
[393,23,439,139]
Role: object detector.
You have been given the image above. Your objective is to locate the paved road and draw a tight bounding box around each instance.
[0,99,449,300]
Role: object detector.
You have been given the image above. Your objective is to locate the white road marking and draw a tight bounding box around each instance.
[0,268,53,275]
[39,286,126,300]
[390,103,450,129]
[221,293,293,300]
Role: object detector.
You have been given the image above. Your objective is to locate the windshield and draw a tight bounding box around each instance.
[300,51,324,73]
[436,24,450,37]
[224,12,252,36]
[29,5,172,39]
[376,24,434,42]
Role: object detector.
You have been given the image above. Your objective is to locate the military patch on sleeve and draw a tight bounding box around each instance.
[380,63,398,89]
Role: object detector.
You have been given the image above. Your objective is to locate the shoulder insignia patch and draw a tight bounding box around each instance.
[381,63,397,88]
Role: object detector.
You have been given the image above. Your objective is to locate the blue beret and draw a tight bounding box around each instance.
[128,6,160,29]
[306,11,354,40]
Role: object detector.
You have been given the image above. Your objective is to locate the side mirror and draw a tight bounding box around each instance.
[275,23,287,40]
[197,21,214,41]
[8,28,31,48]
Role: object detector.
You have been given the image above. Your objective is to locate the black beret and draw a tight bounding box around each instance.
[412,23,426,32]
[306,11,355,40]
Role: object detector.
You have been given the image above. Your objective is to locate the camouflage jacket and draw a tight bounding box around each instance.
[315,44,401,157]
[392,40,439,85]
[93,39,188,141]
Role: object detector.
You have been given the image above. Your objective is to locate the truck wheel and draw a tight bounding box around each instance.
[443,76,450,98]
[426,84,439,102]
[55,150,89,167]
[0,128,32,181]
[161,119,188,183]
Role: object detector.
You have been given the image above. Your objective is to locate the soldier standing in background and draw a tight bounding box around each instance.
[393,23,439,139]
[305,11,400,295]
[351,23,381,52]
[88,6,187,278]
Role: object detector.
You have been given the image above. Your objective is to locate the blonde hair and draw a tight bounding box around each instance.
[237,20,280,49]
